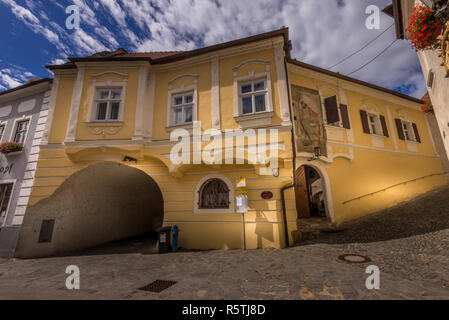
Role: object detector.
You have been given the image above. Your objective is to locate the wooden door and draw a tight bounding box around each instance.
[295,167,311,218]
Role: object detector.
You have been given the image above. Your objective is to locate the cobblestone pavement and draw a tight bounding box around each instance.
[0,188,448,300]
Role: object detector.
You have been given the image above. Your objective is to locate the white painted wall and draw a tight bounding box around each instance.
[418,49,449,161]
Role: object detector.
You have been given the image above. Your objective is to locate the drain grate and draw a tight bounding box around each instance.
[338,254,371,264]
[139,280,177,293]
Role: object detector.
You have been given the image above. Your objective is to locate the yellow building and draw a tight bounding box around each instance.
[13,28,448,258]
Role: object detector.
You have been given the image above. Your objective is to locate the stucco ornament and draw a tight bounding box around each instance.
[439,21,449,78]
[87,126,122,137]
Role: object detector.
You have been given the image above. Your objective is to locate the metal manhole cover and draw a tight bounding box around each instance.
[338,254,371,264]
[139,280,177,293]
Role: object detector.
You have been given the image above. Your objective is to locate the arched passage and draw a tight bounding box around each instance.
[295,165,327,219]
[16,162,164,258]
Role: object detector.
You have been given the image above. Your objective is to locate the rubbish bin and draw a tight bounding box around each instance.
[156,226,172,253]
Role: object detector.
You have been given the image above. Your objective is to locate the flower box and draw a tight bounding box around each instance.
[0,142,24,155]
[421,93,434,114]
[407,4,444,51]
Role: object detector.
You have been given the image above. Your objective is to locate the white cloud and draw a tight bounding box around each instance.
[0,69,23,88]
[1,0,427,98]
[51,58,67,65]
[0,0,68,53]
[99,0,139,43]
[72,29,110,55]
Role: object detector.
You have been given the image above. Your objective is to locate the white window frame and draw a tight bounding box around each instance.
[234,71,273,117]
[170,91,195,126]
[166,84,198,130]
[238,78,269,116]
[87,80,127,123]
[92,88,123,122]
[366,112,383,136]
[0,121,7,142]
[9,116,32,145]
[194,174,235,214]
[400,119,417,142]
[0,179,16,227]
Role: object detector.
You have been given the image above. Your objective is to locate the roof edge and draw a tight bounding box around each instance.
[151,28,290,65]
[287,58,423,104]
[0,78,53,97]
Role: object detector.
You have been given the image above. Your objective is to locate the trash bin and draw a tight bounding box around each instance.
[156,226,172,253]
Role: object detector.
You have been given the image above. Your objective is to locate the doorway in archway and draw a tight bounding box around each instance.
[295,165,326,219]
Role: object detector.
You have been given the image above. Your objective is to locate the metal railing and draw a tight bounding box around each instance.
[343,171,448,204]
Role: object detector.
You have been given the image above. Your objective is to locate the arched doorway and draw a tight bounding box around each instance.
[16,162,164,258]
[295,165,326,219]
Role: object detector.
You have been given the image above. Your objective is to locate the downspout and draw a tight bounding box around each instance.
[280,51,297,248]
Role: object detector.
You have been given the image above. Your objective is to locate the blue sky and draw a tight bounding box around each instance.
[0,0,426,98]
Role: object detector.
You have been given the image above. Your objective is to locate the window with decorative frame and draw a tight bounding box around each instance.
[198,179,230,209]
[171,91,194,126]
[367,113,381,135]
[93,88,123,121]
[13,119,29,144]
[395,118,421,144]
[239,78,268,115]
[402,120,415,141]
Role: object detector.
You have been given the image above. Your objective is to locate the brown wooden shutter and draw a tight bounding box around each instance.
[339,104,351,129]
[395,119,405,140]
[412,123,421,143]
[379,115,389,137]
[360,110,370,134]
[324,96,339,124]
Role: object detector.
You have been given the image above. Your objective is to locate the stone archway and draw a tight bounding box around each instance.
[15,162,164,258]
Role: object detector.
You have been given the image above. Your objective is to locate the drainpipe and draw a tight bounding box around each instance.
[280,53,297,248]
[281,183,294,248]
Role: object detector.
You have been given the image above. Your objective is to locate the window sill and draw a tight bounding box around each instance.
[4,150,23,156]
[195,208,235,214]
[85,121,124,127]
[166,123,194,132]
[234,111,274,128]
[324,124,344,130]
[369,133,386,138]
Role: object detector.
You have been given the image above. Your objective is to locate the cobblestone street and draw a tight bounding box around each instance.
[0,188,448,300]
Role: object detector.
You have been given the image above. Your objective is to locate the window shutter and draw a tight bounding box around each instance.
[360,110,370,134]
[324,96,340,124]
[395,119,405,140]
[412,123,421,143]
[339,104,351,129]
[379,115,389,137]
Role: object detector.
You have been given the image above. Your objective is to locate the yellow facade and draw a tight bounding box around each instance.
[15,29,448,257]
